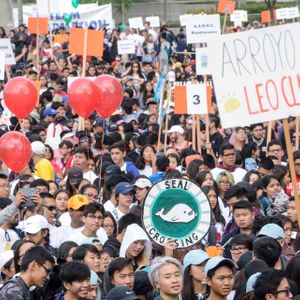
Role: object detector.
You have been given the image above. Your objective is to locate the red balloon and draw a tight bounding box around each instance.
[94,75,123,118]
[4,77,37,119]
[68,78,99,119]
[0,132,31,173]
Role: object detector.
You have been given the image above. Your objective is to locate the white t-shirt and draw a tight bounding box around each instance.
[139,165,153,177]
[83,170,97,184]
[0,228,19,252]
[68,227,107,245]
[103,200,115,213]
[51,224,84,248]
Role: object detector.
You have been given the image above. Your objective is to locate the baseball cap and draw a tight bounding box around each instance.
[43,107,57,117]
[80,237,102,246]
[0,250,14,268]
[183,249,209,270]
[108,123,118,132]
[133,178,152,189]
[115,182,134,196]
[204,256,235,276]
[31,141,45,155]
[23,215,50,234]
[106,286,139,300]
[257,223,285,240]
[105,165,122,177]
[93,118,105,127]
[167,125,184,135]
[68,167,83,185]
[67,194,89,210]
[246,272,261,293]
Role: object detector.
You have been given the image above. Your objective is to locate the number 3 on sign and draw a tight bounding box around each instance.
[186,84,208,114]
[193,94,200,105]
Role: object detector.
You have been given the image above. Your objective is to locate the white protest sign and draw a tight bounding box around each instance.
[145,16,160,28]
[207,23,300,128]
[230,10,248,23]
[0,40,16,65]
[13,8,19,28]
[179,14,192,27]
[128,17,143,29]
[276,8,288,20]
[287,7,299,19]
[186,83,209,114]
[196,47,211,75]
[186,14,221,44]
[117,40,135,55]
[36,0,77,16]
[0,53,5,81]
[23,3,113,30]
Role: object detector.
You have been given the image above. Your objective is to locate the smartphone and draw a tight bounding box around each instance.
[19,188,36,198]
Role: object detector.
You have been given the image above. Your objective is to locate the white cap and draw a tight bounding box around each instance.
[0,250,14,268]
[133,178,152,189]
[167,125,184,135]
[31,141,45,155]
[23,215,50,234]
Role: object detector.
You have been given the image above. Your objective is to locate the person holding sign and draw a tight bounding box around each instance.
[211,143,247,183]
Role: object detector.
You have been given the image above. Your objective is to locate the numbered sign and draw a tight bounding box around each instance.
[174,83,212,115]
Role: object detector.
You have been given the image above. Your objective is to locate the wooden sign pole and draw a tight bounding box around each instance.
[296,117,299,150]
[192,115,196,151]
[163,85,171,153]
[78,27,88,131]
[47,0,53,57]
[157,81,166,152]
[283,118,300,229]
[267,121,273,145]
[196,115,202,154]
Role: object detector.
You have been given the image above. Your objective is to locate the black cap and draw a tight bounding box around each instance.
[105,165,121,177]
[109,123,118,132]
[106,286,139,300]
[68,167,83,185]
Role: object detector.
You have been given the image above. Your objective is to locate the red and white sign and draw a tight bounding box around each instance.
[174,84,212,115]
[208,23,300,128]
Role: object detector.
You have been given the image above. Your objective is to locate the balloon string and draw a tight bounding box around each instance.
[13,119,21,132]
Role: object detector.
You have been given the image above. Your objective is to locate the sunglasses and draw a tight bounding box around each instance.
[42,205,56,211]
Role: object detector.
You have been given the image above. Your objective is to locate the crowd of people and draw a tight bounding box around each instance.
[0,16,299,300]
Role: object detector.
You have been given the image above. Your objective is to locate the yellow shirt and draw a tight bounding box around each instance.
[34,158,55,181]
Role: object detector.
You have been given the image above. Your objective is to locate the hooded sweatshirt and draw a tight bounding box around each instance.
[119,224,152,268]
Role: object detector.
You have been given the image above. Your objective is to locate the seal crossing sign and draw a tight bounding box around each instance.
[142,179,212,248]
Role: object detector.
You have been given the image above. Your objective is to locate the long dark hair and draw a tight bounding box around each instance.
[135,144,156,170]
[182,264,207,300]
[202,185,225,225]
[182,265,195,300]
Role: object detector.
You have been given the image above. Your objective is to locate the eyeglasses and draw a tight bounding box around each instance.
[100,257,112,263]
[38,262,52,275]
[275,287,291,297]
[42,205,56,211]
[87,214,103,221]
[223,153,236,157]
[230,246,246,252]
[103,224,115,228]
[132,65,139,68]
[269,148,282,153]
[0,184,11,189]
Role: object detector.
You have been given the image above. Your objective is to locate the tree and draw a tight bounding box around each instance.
[264,0,276,24]
[112,0,134,24]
